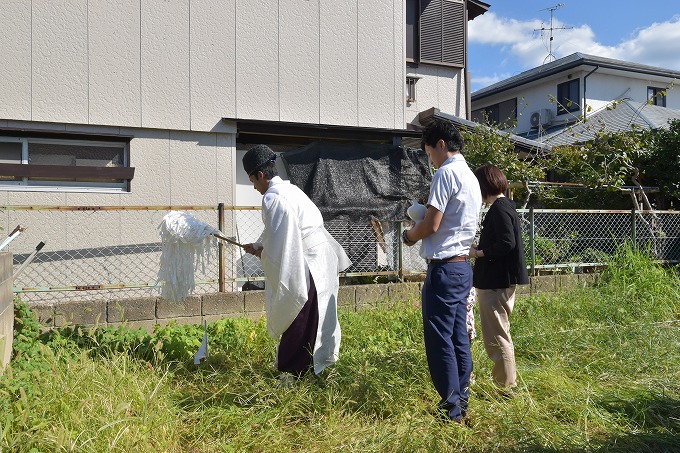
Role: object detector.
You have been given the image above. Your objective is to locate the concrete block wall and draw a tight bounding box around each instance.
[31,291,258,331]
[0,252,13,373]
[27,274,595,331]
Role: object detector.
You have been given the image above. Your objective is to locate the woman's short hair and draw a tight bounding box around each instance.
[474,164,508,198]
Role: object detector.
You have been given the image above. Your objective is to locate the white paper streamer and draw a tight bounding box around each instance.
[158,211,220,303]
[194,320,209,365]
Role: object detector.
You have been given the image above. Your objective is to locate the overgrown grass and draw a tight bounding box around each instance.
[2,245,679,452]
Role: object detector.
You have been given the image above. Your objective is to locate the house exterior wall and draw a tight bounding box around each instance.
[0,1,474,307]
[473,73,587,134]
[405,65,466,125]
[473,68,680,135]
[584,72,680,110]
[0,0,410,132]
[0,120,233,207]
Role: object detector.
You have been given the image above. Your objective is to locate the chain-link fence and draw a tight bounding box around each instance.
[4,205,680,305]
[520,209,680,273]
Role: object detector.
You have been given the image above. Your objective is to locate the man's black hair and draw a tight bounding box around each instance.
[420,119,465,153]
[260,160,278,179]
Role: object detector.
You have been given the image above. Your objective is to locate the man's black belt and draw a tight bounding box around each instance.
[426,255,469,264]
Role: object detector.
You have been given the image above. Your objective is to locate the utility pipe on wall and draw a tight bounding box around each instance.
[583,65,599,120]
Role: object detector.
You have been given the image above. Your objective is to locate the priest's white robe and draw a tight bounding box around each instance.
[256,177,351,374]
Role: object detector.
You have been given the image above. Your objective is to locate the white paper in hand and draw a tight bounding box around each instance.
[407,200,427,222]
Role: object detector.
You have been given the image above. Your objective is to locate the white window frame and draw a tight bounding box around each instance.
[0,136,131,193]
[0,137,28,186]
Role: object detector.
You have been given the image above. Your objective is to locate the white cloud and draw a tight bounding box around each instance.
[470,73,513,88]
[470,13,680,72]
[610,17,680,70]
[468,12,542,45]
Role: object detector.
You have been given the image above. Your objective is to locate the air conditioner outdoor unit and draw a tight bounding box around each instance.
[530,109,552,128]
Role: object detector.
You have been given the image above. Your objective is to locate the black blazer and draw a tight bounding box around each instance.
[473,197,529,289]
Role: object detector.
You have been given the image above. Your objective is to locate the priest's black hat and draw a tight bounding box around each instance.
[243,144,277,176]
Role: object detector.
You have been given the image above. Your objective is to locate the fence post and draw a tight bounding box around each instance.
[529,207,536,276]
[631,208,637,248]
[398,221,405,282]
[218,203,226,292]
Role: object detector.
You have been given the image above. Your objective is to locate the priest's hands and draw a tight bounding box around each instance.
[244,243,263,258]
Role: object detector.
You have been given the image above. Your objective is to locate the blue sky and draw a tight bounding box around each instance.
[468,1,680,92]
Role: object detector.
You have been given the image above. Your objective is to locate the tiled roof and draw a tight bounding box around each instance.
[537,100,680,147]
[405,108,551,154]
[433,111,551,153]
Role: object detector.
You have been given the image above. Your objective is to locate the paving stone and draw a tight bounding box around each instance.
[155,316,203,328]
[558,274,579,291]
[109,319,158,333]
[243,311,265,322]
[515,283,531,297]
[578,273,598,287]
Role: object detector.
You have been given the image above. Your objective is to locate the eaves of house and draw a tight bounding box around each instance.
[471,53,680,103]
[468,0,491,20]
[223,117,423,146]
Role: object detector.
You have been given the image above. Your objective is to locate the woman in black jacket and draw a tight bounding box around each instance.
[469,164,529,390]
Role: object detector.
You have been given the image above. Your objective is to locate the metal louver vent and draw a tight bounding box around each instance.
[419,0,465,67]
[442,0,464,66]
[420,0,442,62]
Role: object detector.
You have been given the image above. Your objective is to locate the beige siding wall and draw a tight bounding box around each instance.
[190,0,236,130]
[1,121,233,207]
[32,0,89,124]
[358,0,397,127]
[279,1,320,123]
[141,0,191,130]
[0,2,31,121]
[405,65,466,124]
[89,0,142,126]
[0,0,422,131]
[320,1,358,126]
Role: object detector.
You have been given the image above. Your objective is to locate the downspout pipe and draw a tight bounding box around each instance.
[583,65,599,120]
[464,7,471,119]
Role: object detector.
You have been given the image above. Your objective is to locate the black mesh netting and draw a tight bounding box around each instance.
[282,141,432,221]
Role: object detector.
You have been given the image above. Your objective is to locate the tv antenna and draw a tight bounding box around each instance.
[535,3,573,64]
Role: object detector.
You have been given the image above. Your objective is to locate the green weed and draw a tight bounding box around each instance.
[1,247,678,452]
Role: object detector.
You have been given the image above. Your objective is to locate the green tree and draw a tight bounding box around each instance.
[546,118,680,257]
[641,119,680,208]
[461,124,545,206]
[549,124,655,209]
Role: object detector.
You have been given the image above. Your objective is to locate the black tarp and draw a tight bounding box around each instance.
[282,141,432,221]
